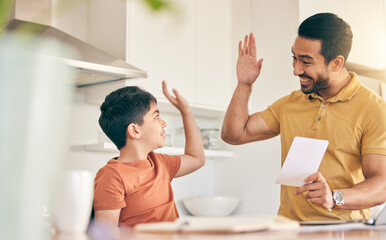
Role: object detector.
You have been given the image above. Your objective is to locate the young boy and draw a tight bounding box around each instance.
[93,81,205,227]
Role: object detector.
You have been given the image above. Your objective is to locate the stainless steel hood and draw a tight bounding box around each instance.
[0,0,147,87]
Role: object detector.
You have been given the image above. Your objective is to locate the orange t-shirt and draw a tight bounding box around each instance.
[93,151,181,227]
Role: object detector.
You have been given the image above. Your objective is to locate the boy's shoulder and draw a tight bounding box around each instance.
[95,158,122,178]
[96,152,181,175]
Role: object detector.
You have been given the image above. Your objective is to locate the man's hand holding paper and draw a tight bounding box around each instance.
[294,172,334,210]
[275,137,333,210]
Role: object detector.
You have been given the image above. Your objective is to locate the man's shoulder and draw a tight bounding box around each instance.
[356,84,386,108]
[273,90,305,105]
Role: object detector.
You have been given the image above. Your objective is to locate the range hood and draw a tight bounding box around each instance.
[345,62,386,81]
[0,0,147,87]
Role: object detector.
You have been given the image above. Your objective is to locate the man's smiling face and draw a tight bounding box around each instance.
[292,36,330,95]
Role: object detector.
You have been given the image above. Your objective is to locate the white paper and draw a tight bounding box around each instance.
[275,137,329,187]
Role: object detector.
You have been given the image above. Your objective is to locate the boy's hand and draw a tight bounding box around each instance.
[162,81,205,177]
[162,81,190,113]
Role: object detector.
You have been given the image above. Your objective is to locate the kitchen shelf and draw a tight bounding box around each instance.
[83,142,233,159]
[156,100,227,119]
[85,82,228,119]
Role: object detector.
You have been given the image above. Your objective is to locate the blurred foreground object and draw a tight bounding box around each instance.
[52,170,93,233]
[0,32,75,240]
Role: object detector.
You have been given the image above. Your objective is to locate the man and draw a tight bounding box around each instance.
[221,13,386,221]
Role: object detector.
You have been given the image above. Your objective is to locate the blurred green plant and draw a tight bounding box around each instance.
[143,0,171,11]
[0,0,13,23]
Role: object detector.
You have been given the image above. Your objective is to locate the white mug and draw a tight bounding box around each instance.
[52,170,94,233]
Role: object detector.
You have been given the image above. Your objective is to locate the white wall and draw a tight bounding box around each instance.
[213,0,300,216]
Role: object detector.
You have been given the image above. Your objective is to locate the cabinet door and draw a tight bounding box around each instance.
[298,0,386,70]
[127,0,196,102]
[195,0,232,109]
[299,0,347,22]
[347,0,386,70]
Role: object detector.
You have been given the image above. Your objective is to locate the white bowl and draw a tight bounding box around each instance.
[182,195,240,217]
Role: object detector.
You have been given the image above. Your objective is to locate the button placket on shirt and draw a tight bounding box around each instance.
[312,102,328,130]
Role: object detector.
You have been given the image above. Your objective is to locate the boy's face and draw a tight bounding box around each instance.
[139,101,167,150]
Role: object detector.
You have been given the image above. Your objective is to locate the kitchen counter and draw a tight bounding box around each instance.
[54,223,386,240]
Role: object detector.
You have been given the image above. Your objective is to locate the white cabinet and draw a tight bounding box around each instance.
[84,142,233,159]
[83,0,232,110]
[126,0,232,110]
[346,0,386,70]
[298,0,386,70]
[299,0,347,22]
[195,0,232,108]
[127,0,196,102]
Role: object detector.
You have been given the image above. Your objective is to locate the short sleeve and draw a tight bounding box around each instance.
[361,100,386,156]
[152,153,181,180]
[261,104,281,134]
[93,167,127,210]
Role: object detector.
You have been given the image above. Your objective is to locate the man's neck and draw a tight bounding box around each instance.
[318,68,351,100]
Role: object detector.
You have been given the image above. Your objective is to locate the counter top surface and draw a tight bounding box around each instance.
[54,223,386,240]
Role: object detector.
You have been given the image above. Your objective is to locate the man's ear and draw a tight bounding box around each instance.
[127,123,141,139]
[330,55,345,72]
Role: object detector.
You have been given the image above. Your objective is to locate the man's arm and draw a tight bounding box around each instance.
[295,154,386,210]
[221,33,277,145]
[94,209,121,226]
[338,154,386,209]
[162,81,206,178]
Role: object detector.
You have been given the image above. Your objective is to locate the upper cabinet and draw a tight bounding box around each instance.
[299,0,386,71]
[127,0,196,103]
[86,0,233,110]
[346,0,386,71]
[195,0,232,108]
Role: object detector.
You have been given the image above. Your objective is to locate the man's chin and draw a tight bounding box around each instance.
[301,87,314,95]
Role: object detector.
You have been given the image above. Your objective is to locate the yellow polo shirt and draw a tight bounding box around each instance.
[261,72,386,221]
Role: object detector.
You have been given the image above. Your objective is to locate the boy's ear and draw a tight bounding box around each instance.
[127,123,141,139]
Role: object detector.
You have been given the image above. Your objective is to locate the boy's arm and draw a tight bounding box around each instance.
[162,81,206,177]
[94,209,121,226]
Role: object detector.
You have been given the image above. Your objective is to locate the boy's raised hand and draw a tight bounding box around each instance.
[162,81,205,178]
[162,81,190,113]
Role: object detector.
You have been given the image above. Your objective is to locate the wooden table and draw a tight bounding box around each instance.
[54,223,386,240]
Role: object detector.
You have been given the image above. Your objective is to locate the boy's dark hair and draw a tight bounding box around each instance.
[99,86,157,150]
[298,12,353,65]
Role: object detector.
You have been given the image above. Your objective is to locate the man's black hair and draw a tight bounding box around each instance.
[298,13,353,65]
[99,86,157,150]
